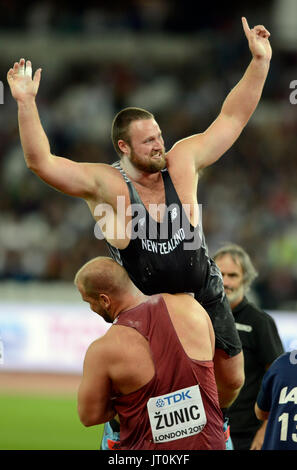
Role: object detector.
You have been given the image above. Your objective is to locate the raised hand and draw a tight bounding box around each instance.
[7,58,42,103]
[242,17,272,62]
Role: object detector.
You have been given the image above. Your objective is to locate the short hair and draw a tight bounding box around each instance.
[74,257,131,299]
[213,243,258,293]
[111,107,154,157]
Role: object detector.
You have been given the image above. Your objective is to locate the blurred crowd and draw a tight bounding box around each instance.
[0,1,296,310]
[0,1,270,35]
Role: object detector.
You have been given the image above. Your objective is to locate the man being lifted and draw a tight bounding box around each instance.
[7,17,272,447]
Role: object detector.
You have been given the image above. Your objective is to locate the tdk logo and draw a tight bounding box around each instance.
[156,399,165,408]
[163,389,192,405]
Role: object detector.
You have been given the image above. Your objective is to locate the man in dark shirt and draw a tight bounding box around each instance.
[214,244,284,450]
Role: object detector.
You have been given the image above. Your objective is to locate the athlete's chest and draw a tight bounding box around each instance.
[129,180,164,223]
[133,174,197,226]
[132,171,196,205]
[133,180,165,206]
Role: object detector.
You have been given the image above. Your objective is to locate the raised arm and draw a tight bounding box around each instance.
[7,59,104,199]
[168,17,272,170]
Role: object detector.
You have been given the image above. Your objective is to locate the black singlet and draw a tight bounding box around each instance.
[106,161,242,357]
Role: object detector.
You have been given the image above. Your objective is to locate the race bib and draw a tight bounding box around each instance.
[147,384,206,443]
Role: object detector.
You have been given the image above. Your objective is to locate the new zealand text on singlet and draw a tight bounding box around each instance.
[94,196,203,251]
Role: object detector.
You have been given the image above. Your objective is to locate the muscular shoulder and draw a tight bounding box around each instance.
[163,292,208,318]
[83,328,124,372]
[166,133,206,171]
[86,162,128,204]
[162,293,213,338]
[103,323,150,361]
[166,140,196,173]
[89,162,123,187]
[162,293,214,359]
[165,142,200,202]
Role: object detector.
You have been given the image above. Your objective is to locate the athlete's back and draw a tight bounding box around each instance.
[104,293,214,395]
[104,293,224,449]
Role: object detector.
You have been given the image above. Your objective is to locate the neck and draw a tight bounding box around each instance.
[230,295,244,310]
[113,289,149,319]
[121,157,162,186]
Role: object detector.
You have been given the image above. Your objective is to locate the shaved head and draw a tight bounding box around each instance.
[74,257,146,322]
[74,257,131,299]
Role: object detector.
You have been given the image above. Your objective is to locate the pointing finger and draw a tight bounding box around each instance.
[242,17,250,37]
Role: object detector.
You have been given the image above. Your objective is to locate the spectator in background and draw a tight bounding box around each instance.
[214,244,284,450]
[255,351,297,450]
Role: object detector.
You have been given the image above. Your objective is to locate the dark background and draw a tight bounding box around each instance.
[0,0,296,309]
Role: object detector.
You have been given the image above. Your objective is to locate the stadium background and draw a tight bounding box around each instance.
[0,0,296,450]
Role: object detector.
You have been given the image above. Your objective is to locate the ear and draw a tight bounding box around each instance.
[118,139,130,155]
[99,293,111,310]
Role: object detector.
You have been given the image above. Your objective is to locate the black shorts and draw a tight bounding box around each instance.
[195,259,242,357]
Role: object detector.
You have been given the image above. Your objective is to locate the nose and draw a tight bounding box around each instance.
[222,273,227,282]
[156,135,164,147]
[222,275,231,289]
[153,142,162,150]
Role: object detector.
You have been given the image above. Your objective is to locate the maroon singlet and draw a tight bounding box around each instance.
[113,294,225,450]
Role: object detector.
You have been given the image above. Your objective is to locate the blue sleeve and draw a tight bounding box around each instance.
[256,366,274,412]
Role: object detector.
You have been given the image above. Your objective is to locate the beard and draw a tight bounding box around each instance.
[130,148,166,173]
[102,313,113,324]
[93,304,113,323]
[225,285,244,305]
